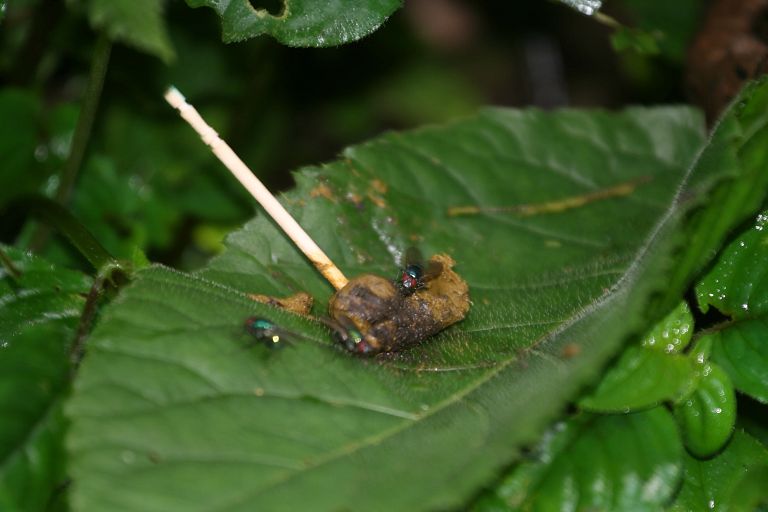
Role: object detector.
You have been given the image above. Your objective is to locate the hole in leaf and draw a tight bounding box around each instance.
[248,0,283,16]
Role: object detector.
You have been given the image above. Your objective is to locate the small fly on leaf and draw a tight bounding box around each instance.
[243,317,297,349]
[396,247,443,296]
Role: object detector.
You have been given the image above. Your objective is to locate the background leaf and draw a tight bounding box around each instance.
[185,0,402,47]
[0,89,43,208]
[474,408,682,511]
[0,246,91,511]
[79,0,174,61]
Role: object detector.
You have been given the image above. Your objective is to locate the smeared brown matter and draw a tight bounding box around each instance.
[329,254,470,354]
[248,291,314,315]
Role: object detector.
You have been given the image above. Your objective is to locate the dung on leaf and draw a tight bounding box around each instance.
[328,253,470,355]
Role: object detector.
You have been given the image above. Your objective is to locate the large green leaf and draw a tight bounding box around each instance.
[474,408,682,511]
[0,246,91,511]
[670,430,768,511]
[67,81,768,510]
[185,0,402,47]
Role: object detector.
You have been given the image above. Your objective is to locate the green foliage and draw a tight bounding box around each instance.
[477,81,768,509]
[694,209,768,407]
[670,430,768,511]
[475,409,681,511]
[0,89,44,206]
[3,1,768,510]
[185,0,402,47]
[66,81,768,509]
[674,357,737,458]
[77,0,173,61]
[580,302,695,412]
[0,246,91,511]
[619,0,703,61]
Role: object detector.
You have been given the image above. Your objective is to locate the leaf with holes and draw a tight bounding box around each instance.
[68,80,768,511]
[185,0,402,47]
[0,246,91,511]
[474,408,682,511]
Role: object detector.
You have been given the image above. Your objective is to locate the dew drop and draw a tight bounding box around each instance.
[34,145,48,162]
[121,450,136,464]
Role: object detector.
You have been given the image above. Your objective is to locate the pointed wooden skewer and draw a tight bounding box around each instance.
[164,86,349,290]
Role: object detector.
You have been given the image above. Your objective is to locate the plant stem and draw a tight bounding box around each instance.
[28,32,111,252]
[56,32,112,204]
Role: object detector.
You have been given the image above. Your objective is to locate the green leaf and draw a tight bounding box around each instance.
[670,430,768,511]
[674,360,736,458]
[580,347,695,412]
[185,0,402,47]
[657,80,768,316]
[0,246,91,511]
[580,302,696,412]
[476,408,682,511]
[68,80,768,511]
[611,26,660,55]
[697,210,768,318]
[619,0,703,61]
[80,0,173,61]
[696,210,768,403]
[709,321,768,404]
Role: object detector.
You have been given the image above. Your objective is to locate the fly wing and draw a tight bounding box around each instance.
[404,246,424,268]
[422,260,443,282]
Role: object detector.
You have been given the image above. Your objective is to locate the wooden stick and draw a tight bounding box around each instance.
[164,86,349,290]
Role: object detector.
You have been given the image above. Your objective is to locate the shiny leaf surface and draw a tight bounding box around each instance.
[475,408,682,512]
[674,360,736,458]
[670,430,768,511]
[696,210,768,403]
[580,302,696,412]
[185,0,402,47]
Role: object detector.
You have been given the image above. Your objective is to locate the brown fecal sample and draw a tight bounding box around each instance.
[248,291,314,316]
[329,254,470,354]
